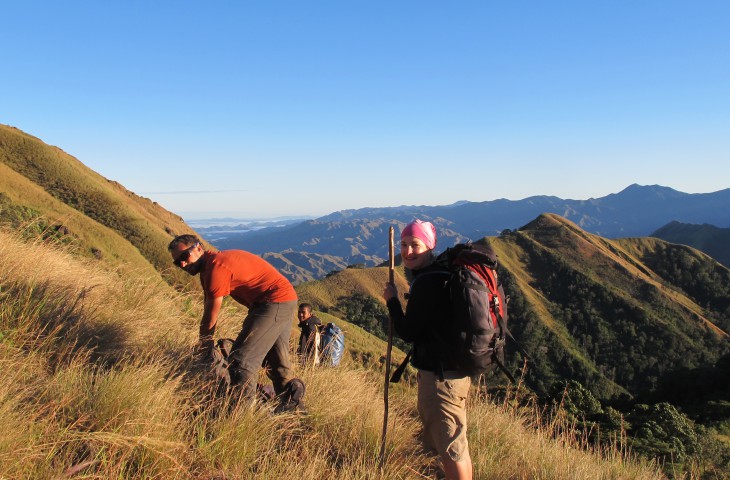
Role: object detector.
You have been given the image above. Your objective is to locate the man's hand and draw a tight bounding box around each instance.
[193,336,215,364]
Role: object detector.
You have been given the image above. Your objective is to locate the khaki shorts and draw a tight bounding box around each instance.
[417,370,471,461]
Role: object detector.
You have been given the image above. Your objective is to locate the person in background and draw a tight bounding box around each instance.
[297,303,322,364]
[169,234,305,412]
[382,220,473,480]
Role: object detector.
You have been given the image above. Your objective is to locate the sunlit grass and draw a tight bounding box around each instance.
[0,227,666,479]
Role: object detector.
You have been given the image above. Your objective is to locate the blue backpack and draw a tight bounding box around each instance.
[320,323,345,366]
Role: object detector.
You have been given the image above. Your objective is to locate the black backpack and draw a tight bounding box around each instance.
[391,243,530,382]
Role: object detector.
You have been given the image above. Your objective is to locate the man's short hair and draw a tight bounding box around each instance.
[299,303,313,313]
[168,234,200,251]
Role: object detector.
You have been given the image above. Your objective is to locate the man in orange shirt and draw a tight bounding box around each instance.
[169,234,305,411]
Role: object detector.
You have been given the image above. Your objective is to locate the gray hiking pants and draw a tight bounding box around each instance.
[228,300,297,400]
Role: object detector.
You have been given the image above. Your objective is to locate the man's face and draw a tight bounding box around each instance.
[170,242,204,276]
[298,308,312,322]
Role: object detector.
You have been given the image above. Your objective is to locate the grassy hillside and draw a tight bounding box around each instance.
[0,124,197,287]
[2,125,723,476]
[296,264,409,310]
[491,214,729,401]
[0,221,666,479]
[0,162,159,277]
[294,215,730,407]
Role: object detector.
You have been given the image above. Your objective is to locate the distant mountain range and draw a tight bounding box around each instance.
[209,184,730,283]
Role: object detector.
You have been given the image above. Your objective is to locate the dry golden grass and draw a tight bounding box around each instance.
[296,265,410,309]
[468,391,661,480]
[0,227,667,479]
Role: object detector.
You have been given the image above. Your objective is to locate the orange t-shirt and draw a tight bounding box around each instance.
[200,250,297,307]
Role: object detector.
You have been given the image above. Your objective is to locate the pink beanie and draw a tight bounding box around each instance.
[401,219,437,250]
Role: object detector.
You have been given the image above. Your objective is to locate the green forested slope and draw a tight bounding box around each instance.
[651,220,730,268]
[490,214,729,401]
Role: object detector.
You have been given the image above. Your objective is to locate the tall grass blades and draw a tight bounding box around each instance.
[0,227,669,479]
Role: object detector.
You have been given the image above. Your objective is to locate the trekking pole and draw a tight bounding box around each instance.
[378,226,395,470]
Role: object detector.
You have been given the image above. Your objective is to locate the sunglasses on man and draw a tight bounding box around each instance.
[173,242,200,267]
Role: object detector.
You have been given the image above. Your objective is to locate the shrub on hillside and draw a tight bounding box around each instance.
[335,293,408,352]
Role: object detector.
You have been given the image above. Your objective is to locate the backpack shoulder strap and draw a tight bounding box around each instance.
[405,268,450,299]
[494,311,533,363]
[390,349,412,383]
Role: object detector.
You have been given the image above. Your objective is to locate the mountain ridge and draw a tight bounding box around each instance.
[211,184,730,283]
[481,213,729,400]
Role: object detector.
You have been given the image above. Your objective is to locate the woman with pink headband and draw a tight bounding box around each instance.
[383,219,473,480]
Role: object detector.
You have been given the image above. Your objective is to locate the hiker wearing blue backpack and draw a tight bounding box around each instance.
[383,220,473,480]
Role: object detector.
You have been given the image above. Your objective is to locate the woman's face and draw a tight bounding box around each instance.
[400,235,432,270]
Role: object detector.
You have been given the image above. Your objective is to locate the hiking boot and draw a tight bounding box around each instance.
[274,378,306,414]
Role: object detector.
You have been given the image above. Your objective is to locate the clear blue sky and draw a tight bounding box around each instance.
[3,1,729,219]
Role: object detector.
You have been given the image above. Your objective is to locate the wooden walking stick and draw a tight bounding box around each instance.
[378,226,395,470]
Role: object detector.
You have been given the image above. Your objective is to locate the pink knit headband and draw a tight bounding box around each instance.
[401,220,437,250]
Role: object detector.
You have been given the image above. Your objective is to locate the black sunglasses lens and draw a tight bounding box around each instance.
[173,252,189,267]
[173,243,198,266]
